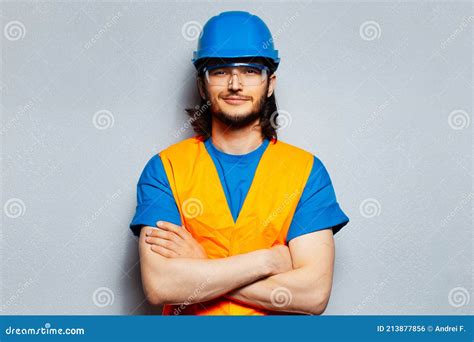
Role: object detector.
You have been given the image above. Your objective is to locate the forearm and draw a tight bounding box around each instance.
[160,252,272,304]
[141,237,276,305]
[225,266,327,315]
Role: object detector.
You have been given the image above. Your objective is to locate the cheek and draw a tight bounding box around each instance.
[253,86,268,98]
[251,91,267,105]
[207,89,220,102]
[207,95,224,113]
[210,95,222,108]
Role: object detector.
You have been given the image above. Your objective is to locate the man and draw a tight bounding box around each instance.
[129,11,350,315]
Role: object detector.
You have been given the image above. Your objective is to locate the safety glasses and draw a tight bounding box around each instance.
[203,63,269,86]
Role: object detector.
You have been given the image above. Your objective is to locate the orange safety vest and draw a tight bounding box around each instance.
[159,135,314,315]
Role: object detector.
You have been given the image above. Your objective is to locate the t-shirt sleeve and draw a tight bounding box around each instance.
[286,155,350,243]
[129,154,182,237]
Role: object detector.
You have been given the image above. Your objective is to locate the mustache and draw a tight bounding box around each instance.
[220,94,252,100]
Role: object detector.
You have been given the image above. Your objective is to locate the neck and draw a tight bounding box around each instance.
[210,117,264,155]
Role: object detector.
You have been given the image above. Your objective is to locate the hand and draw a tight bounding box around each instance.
[145,221,208,259]
[268,244,293,275]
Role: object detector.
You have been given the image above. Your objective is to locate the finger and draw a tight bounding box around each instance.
[157,221,188,239]
[145,236,180,248]
[146,237,178,251]
[180,225,193,237]
[150,244,178,258]
[146,228,181,243]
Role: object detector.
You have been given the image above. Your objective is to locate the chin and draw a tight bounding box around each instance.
[221,103,253,114]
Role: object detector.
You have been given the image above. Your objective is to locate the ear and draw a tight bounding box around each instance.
[197,77,207,100]
[267,73,276,97]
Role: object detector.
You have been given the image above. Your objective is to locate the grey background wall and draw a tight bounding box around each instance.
[1,1,472,315]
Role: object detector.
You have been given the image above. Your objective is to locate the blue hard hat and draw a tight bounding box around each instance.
[192,11,280,70]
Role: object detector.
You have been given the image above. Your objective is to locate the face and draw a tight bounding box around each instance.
[198,58,276,129]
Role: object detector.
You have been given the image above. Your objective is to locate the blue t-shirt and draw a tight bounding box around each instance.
[130,138,349,243]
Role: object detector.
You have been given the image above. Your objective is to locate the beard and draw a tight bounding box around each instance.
[210,91,268,129]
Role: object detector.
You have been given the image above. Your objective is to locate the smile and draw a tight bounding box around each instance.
[222,97,250,105]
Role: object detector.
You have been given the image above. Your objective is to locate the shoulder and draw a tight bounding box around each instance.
[142,153,163,172]
[139,153,167,183]
[272,139,314,162]
[272,140,330,178]
[306,154,333,188]
[159,136,204,156]
[274,140,331,179]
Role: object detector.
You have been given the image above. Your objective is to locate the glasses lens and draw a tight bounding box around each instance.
[205,65,267,86]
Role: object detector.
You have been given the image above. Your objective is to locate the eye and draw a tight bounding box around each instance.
[210,69,228,76]
[244,68,261,75]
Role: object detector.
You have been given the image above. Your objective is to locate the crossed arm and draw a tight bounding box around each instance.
[139,221,335,315]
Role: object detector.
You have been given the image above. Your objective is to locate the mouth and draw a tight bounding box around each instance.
[222,96,251,105]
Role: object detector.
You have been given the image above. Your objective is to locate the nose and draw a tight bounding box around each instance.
[228,72,243,91]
